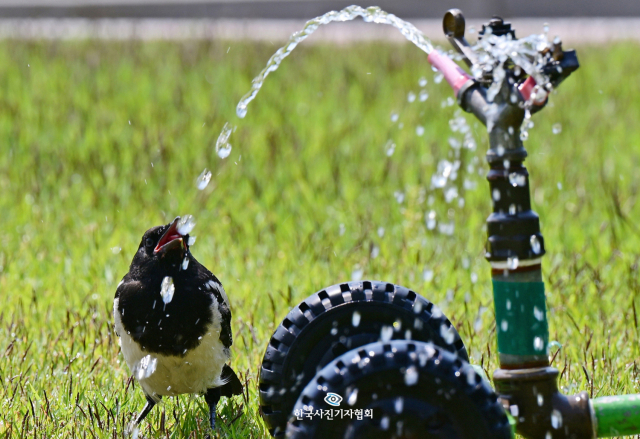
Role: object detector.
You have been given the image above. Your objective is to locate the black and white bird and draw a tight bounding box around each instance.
[113,216,242,434]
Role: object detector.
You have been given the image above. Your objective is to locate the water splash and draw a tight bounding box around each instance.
[196,168,212,190]
[215,122,234,159]
[160,276,175,304]
[134,354,158,380]
[404,366,418,386]
[235,5,433,119]
[177,215,196,235]
[352,311,361,327]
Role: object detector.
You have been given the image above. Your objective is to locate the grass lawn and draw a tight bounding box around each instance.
[1,37,640,438]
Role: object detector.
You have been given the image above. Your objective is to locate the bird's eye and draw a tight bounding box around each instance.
[145,238,154,248]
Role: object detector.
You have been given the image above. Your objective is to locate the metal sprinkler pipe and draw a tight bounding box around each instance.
[429,9,601,439]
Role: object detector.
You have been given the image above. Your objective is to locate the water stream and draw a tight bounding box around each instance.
[235,5,435,120]
[206,5,558,250]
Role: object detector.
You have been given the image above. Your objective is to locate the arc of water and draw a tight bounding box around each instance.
[235,5,435,119]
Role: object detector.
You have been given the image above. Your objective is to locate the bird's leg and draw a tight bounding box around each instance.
[205,387,221,431]
[134,394,159,426]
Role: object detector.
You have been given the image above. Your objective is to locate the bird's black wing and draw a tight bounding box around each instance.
[196,265,233,349]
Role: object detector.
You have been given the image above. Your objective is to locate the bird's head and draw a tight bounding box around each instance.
[133,217,193,273]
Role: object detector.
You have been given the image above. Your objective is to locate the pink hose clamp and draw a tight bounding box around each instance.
[518,76,548,105]
[427,50,472,96]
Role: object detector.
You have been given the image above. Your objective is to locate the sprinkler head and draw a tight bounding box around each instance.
[480,16,516,39]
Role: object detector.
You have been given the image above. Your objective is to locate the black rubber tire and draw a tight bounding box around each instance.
[286,340,512,439]
[259,280,469,437]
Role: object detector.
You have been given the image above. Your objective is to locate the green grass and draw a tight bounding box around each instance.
[0,38,640,438]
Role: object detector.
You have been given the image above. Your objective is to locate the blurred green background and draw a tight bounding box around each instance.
[0,40,639,437]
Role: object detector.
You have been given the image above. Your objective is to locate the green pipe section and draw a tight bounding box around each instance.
[593,395,640,437]
[492,279,549,357]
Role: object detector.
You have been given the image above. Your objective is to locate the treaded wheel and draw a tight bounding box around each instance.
[259,280,468,437]
[286,340,512,439]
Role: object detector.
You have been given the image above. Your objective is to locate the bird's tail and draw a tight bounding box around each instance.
[219,364,243,397]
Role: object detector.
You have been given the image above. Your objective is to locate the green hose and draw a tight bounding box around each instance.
[593,395,640,437]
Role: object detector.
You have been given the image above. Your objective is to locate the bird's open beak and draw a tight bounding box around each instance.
[154,217,187,255]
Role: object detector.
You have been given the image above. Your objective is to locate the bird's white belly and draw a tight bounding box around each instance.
[113,298,229,400]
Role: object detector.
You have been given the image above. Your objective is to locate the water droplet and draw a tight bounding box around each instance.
[506,299,511,310]
[390,112,399,123]
[394,396,404,413]
[534,306,544,321]
[385,140,396,157]
[509,204,517,215]
[466,368,476,386]
[492,189,501,201]
[509,172,526,187]
[377,227,385,237]
[416,125,425,136]
[380,416,390,430]
[422,269,434,282]
[534,336,545,352]
[394,191,405,203]
[510,405,519,417]
[418,77,427,87]
[434,72,444,84]
[552,123,562,134]
[352,311,361,327]
[371,245,380,259]
[111,246,122,254]
[470,272,478,284]
[551,409,563,429]
[134,354,158,380]
[520,130,529,141]
[557,182,563,190]
[537,393,544,406]
[188,236,196,246]
[404,366,418,386]
[177,215,196,235]
[438,222,454,235]
[182,257,189,271]
[407,91,416,103]
[339,223,346,236]
[215,122,234,159]
[425,211,436,230]
[380,325,393,341]
[347,387,359,406]
[160,276,175,304]
[351,268,363,281]
[501,319,509,332]
[444,186,458,203]
[419,89,429,101]
[413,301,423,314]
[530,235,541,254]
[440,323,455,344]
[507,256,519,270]
[197,168,212,190]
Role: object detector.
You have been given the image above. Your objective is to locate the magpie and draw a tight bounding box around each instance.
[113,216,242,434]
